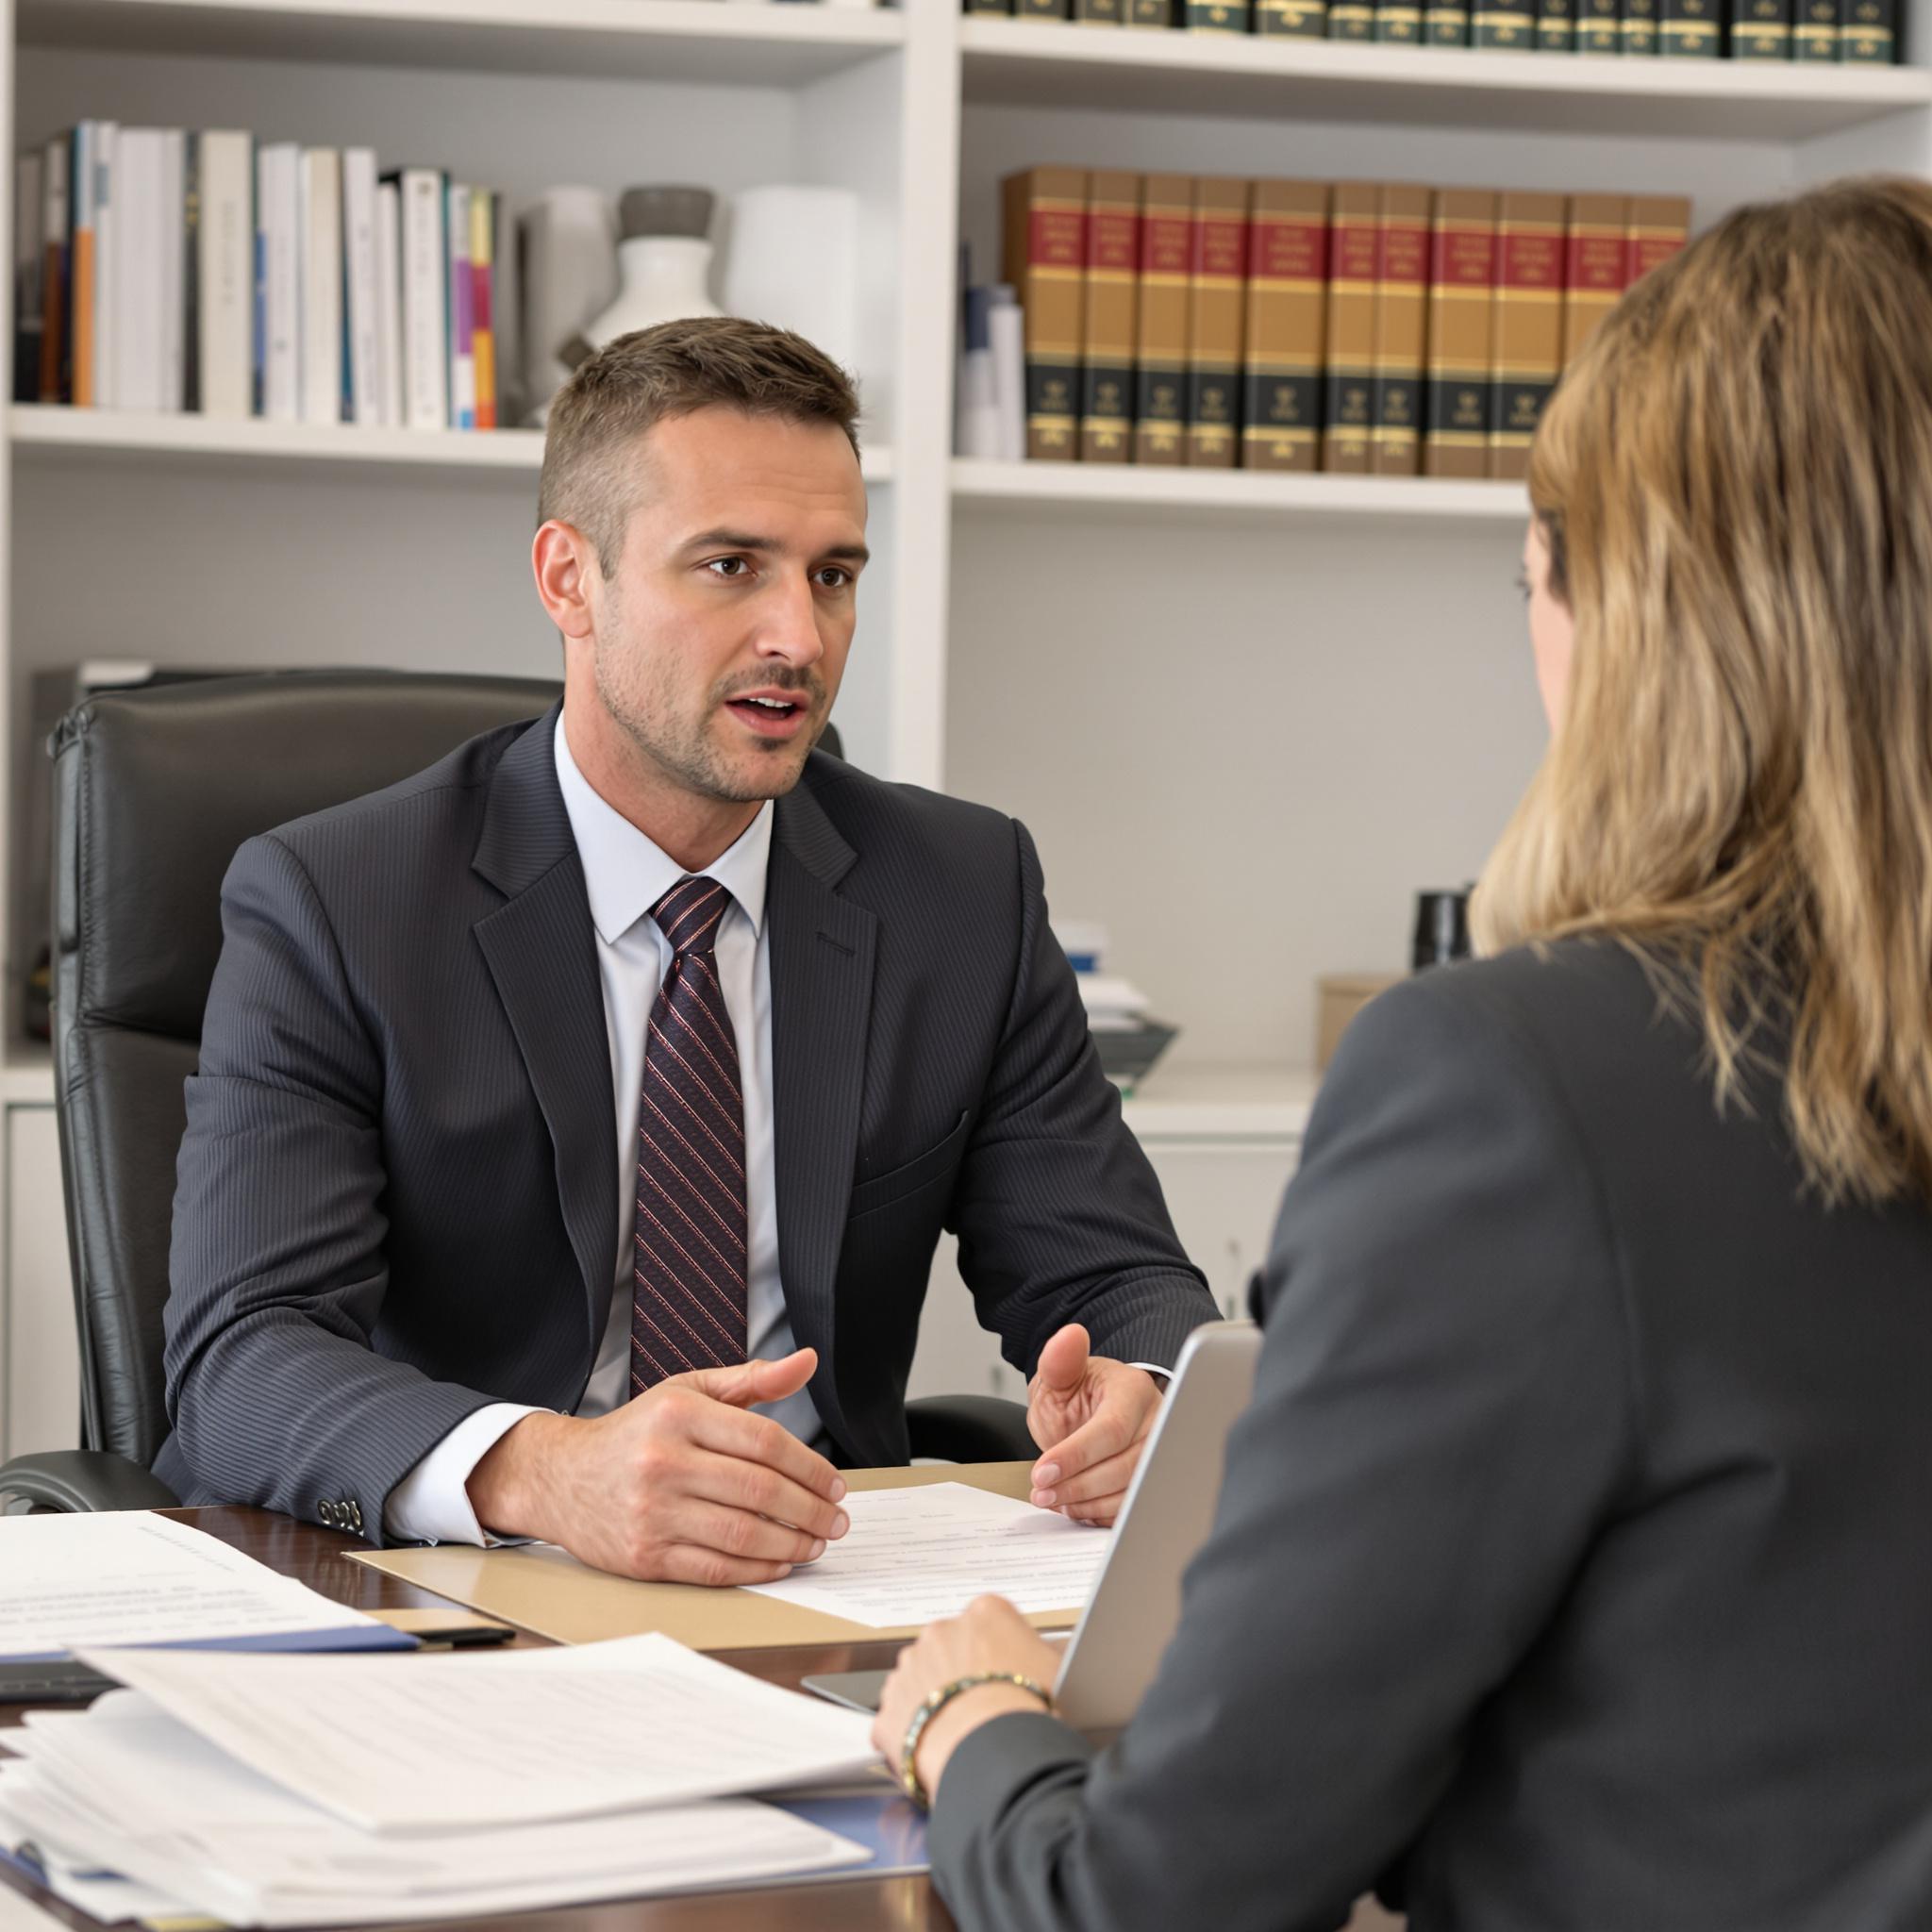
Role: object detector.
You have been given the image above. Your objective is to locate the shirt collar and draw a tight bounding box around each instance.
[553,715,772,947]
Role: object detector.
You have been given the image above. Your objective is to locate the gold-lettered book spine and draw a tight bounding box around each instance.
[1321,181,1378,475]
[1188,0,1254,25]
[1423,189,1496,482]
[1185,175,1249,468]
[1561,192,1629,368]
[1003,165,1089,462]
[1328,0,1374,37]
[1489,190,1565,483]
[1080,170,1140,463]
[1727,0,1790,49]
[1258,0,1329,31]
[1793,0,1839,53]
[1242,179,1329,474]
[1371,183,1431,477]
[1424,0,1471,39]
[1135,173,1193,466]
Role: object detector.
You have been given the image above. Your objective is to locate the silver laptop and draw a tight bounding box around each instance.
[803,1319,1263,1733]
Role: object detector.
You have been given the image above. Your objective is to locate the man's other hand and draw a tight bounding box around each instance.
[465,1348,849,1584]
[1024,1324,1163,1527]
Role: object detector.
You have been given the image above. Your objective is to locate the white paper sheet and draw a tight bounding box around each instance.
[72,1632,877,1835]
[0,1513,391,1659]
[741,1481,1111,1628]
[0,1879,71,1932]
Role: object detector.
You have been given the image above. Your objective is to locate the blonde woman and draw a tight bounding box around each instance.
[874,175,1932,1931]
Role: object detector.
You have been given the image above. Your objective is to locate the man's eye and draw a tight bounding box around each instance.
[706,558,749,578]
[815,568,851,590]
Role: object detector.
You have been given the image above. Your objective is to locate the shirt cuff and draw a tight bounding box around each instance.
[383,1403,544,1546]
[1127,1361,1172,1387]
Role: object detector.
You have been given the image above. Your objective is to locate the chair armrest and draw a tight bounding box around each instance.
[904,1394,1037,1464]
[0,1450,181,1513]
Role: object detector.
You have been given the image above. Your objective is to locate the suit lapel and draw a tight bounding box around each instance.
[471,708,617,1370]
[769,771,875,1452]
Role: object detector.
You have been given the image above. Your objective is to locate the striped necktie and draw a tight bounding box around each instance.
[629,874,749,1392]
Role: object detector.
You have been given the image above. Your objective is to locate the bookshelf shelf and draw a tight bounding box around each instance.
[17,0,906,87]
[959,19,1932,137]
[950,456,1528,524]
[10,407,897,484]
[1119,1063,1319,1141]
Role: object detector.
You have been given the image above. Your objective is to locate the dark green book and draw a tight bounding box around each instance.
[1187,0,1252,25]
[1576,0,1622,44]
[1375,0,1424,38]
[1537,0,1576,47]
[1622,0,1659,49]
[1472,0,1535,42]
[1073,0,1126,20]
[1126,0,1176,20]
[1424,0,1471,38]
[965,0,1015,14]
[1014,0,1069,19]
[1793,0,1838,50]
[1841,0,1895,58]
[1257,0,1327,28]
[1659,0,1721,49]
[1327,0,1374,33]
[1728,0,1791,51]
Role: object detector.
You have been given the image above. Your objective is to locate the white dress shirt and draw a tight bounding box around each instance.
[385,715,813,1545]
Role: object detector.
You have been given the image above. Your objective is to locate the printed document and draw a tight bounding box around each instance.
[73,1631,876,1834]
[0,1512,401,1660]
[742,1482,1110,1628]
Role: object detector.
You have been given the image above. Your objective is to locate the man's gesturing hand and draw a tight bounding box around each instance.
[466,1348,849,1585]
[1025,1324,1163,1527]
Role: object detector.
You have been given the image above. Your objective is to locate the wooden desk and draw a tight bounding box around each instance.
[0,1507,955,1932]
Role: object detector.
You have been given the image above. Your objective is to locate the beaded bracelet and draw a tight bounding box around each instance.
[898,1672,1056,1808]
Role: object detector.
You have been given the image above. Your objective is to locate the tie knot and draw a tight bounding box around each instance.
[652,875,729,957]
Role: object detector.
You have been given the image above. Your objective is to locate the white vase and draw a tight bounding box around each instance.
[722,185,860,373]
[584,236,723,342]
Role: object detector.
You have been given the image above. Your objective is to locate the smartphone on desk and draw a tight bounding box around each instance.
[370,1608,520,1648]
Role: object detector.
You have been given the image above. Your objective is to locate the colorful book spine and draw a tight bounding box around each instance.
[1375,0,1424,39]
[1622,0,1660,50]
[1189,0,1254,25]
[1729,0,1792,50]
[1259,0,1328,29]
[1328,0,1374,36]
[1841,0,1894,58]
[1537,0,1577,46]
[1133,173,1191,466]
[1003,165,1087,461]
[1079,170,1139,462]
[1321,182,1377,475]
[1489,191,1565,483]
[1241,179,1327,475]
[1473,0,1534,47]
[472,188,497,431]
[40,133,69,404]
[1577,0,1622,48]
[1660,0,1723,50]
[1371,183,1430,479]
[70,125,97,407]
[1626,195,1691,288]
[1424,0,1472,38]
[1561,192,1629,367]
[1794,0,1838,51]
[1423,189,1497,482]
[1184,175,1247,468]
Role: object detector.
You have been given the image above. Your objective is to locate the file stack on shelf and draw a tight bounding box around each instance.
[15,125,519,431]
[1000,167,1690,480]
[1057,919,1178,1091]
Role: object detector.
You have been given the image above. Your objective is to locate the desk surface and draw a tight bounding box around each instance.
[0,1507,954,1932]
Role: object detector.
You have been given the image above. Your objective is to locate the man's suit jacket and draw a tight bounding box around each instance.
[156,707,1213,1533]
[929,939,1932,1932]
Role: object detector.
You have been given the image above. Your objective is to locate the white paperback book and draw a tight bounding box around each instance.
[108,127,155,413]
[298,147,341,425]
[157,129,184,411]
[341,148,380,425]
[375,180,404,430]
[197,129,253,419]
[90,122,118,409]
[396,167,447,430]
[257,142,300,421]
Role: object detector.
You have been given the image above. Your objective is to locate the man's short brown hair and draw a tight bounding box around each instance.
[537,317,862,576]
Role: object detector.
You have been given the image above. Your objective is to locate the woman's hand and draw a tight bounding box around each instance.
[872,1595,1067,1804]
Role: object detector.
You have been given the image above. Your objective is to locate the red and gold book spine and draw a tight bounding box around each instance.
[1371,183,1430,478]
[1185,175,1247,468]
[1134,173,1192,466]
[1488,191,1565,482]
[1241,178,1327,474]
[1626,194,1691,291]
[1320,181,1377,475]
[1422,188,1496,481]
[1080,170,1140,463]
[1003,165,1088,461]
[1561,192,1629,368]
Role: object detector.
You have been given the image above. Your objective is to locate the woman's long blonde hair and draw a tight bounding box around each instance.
[1474,176,1932,1207]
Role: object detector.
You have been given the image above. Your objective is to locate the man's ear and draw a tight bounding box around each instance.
[531,520,599,640]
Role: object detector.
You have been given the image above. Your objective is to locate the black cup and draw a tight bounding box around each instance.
[1412,889,1472,972]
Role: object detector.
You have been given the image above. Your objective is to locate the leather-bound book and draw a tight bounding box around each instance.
[1622,0,1660,50]
[1422,188,1496,481]
[1538,0,1577,47]
[1794,0,1839,52]
[1258,0,1328,32]
[1134,173,1192,465]
[1371,183,1431,478]
[1321,181,1378,475]
[1562,192,1629,366]
[1576,0,1622,50]
[1242,178,1328,474]
[1488,190,1565,482]
[1841,0,1895,58]
[1660,0,1723,51]
[1080,170,1140,462]
[1185,175,1249,467]
[1626,195,1690,289]
[1002,166,1088,460]
[1729,0,1792,52]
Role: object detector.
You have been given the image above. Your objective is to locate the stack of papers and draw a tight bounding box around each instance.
[0,1635,883,1924]
[1074,972,1154,1034]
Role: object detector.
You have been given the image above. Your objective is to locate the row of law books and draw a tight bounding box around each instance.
[967,0,1899,60]
[12,124,520,430]
[1003,168,1690,479]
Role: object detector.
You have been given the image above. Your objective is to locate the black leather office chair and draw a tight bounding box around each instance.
[0,670,1031,1516]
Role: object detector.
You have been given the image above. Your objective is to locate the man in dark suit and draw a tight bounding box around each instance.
[158,318,1215,1583]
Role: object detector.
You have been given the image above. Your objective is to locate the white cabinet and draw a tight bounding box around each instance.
[4,1102,78,1460]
